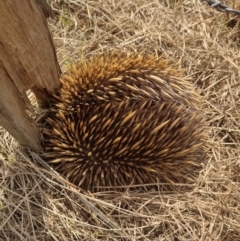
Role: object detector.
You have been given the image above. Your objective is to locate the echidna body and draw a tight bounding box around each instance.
[42,52,205,190]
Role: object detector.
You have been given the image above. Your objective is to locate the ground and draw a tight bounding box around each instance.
[0,0,240,240]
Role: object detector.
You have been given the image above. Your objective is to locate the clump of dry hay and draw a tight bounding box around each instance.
[0,0,240,240]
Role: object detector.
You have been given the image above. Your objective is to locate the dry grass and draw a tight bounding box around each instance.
[1,0,240,240]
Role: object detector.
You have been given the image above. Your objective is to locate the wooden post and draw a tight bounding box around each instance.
[0,0,61,152]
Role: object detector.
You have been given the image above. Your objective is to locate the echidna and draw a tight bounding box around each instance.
[41,52,205,191]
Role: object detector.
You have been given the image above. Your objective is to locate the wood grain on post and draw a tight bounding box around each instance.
[0,0,61,152]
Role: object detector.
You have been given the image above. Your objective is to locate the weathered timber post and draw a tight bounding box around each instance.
[0,0,61,152]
